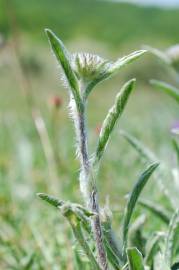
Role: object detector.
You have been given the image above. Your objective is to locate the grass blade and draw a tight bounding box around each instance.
[127,247,145,270]
[120,130,157,163]
[122,163,159,254]
[150,80,179,104]
[172,138,179,165]
[94,79,136,164]
[165,209,179,266]
[139,199,171,224]
[145,232,165,266]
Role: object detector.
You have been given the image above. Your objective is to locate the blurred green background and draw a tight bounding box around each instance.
[0,0,178,269]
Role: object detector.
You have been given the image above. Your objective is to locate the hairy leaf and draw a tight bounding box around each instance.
[108,50,147,75]
[94,79,136,164]
[45,29,83,112]
[86,50,146,97]
[37,192,63,207]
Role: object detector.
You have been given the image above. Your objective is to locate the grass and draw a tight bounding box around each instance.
[0,32,179,269]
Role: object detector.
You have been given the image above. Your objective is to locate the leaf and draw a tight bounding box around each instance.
[165,209,179,266]
[127,247,145,270]
[120,130,173,208]
[94,79,136,164]
[172,138,179,165]
[150,80,179,104]
[73,248,85,270]
[145,232,165,266]
[37,193,94,233]
[102,217,124,269]
[139,199,171,224]
[122,163,159,254]
[129,215,146,256]
[108,50,147,76]
[120,130,157,163]
[37,193,63,207]
[58,201,100,270]
[45,29,83,112]
[86,50,146,97]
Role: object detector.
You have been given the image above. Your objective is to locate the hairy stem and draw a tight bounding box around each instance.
[76,105,108,270]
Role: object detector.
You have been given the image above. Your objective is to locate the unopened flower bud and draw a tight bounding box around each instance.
[72,53,111,83]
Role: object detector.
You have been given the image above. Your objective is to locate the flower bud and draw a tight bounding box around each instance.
[72,53,111,83]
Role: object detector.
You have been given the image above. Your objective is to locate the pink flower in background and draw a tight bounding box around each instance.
[95,124,102,135]
[49,95,63,109]
[171,121,179,135]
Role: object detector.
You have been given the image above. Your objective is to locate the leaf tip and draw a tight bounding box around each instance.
[36,192,63,208]
[149,161,160,171]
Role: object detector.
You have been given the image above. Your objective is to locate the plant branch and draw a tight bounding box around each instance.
[75,102,108,270]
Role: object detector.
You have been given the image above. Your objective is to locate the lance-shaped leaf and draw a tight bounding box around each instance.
[127,247,145,270]
[139,199,171,224]
[94,79,136,165]
[37,192,64,207]
[122,163,159,254]
[108,50,147,76]
[38,194,100,269]
[165,209,179,266]
[150,80,179,104]
[120,130,157,163]
[37,193,94,233]
[45,29,83,112]
[86,50,146,97]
